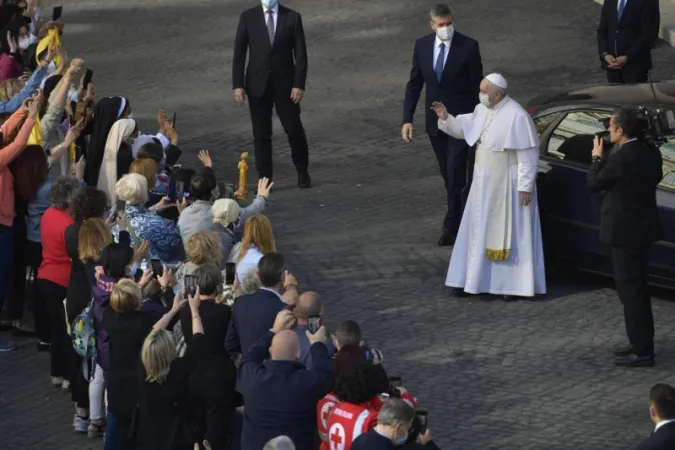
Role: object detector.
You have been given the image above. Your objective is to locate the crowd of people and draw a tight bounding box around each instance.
[0,1,445,449]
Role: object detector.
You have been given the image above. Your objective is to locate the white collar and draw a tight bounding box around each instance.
[655,419,675,432]
[263,4,279,14]
[434,35,452,49]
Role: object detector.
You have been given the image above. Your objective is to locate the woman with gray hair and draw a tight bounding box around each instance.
[34,176,85,419]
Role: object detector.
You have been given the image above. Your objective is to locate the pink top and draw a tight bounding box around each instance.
[0,109,36,227]
[0,54,22,83]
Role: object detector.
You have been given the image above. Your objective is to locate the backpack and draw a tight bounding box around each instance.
[71,302,97,361]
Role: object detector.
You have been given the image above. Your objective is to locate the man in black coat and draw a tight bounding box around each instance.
[232,0,311,188]
[401,4,482,246]
[587,107,662,367]
[637,384,675,449]
[351,399,415,450]
[597,0,660,83]
[225,253,297,355]
[237,309,333,450]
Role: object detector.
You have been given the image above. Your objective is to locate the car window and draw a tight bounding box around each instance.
[659,139,675,190]
[547,111,612,166]
[533,113,557,135]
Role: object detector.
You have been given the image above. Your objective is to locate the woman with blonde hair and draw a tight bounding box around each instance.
[129,157,158,191]
[138,287,203,450]
[232,214,276,283]
[175,230,223,284]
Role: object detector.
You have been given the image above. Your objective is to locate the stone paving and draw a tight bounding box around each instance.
[2,0,675,449]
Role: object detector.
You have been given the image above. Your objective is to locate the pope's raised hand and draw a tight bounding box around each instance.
[431,101,449,121]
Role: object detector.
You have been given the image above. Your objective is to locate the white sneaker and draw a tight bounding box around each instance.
[73,415,88,433]
[61,379,70,391]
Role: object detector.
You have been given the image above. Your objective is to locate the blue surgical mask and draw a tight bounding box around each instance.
[262,0,277,9]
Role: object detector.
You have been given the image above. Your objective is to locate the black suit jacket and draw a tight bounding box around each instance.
[232,4,308,98]
[225,289,285,354]
[587,139,663,249]
[237,332,333,450]
[637,421,675,450]
[597,0,660,73]
[403,32,482,136]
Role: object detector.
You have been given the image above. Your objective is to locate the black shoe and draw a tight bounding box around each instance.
[614,353,655,367]
[36,341,50,352]
[613,345,634,357]
[437,231,456,247]
[298,172,312,188]
[451,288,469,297]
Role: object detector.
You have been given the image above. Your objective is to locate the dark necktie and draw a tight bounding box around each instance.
[618,0,626,21]
[267,10,275,46]
[435,43,445,82]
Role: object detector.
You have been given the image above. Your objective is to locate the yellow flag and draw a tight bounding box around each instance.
[35,29,62,69]
[27,115,42,146]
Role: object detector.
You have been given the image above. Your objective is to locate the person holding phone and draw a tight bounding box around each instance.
[292,291,335,369]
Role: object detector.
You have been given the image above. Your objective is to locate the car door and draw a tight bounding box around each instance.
[649,138,675,285]
[535,109,613,269]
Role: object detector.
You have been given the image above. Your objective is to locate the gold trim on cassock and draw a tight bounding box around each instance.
[485,248,511,261]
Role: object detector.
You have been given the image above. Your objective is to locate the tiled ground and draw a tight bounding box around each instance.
[2,1,675,449]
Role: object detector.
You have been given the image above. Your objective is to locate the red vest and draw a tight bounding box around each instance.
[326,402,378,450]
[317,392,340,450]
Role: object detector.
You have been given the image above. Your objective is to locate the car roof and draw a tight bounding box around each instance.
[527,81,675,111]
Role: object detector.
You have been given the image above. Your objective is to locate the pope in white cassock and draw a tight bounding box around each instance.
[432,73,546,300]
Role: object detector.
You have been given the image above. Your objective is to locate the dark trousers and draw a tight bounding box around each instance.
[69,354,90,409]
[611,246,654,356]
[0,224,14,314]
[606,70,648,84]
[6,238,42,321]
[429,133,471,234]
[38,279,70,378]
[248,80,309,179]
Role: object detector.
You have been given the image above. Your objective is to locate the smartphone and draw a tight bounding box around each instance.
[176,181,185,199]
[225,262,236,285]
[218,182,226,199]
[83,69,93,89]
[52,6,62,21]
[172,112,177,128]
[416,410,428,435]
[308,315,322,333]
[389,376,402,389]
[151,259,163,277]
[167,179,177,202]
[139,259,149,273]
[183,275,195,299]
[115,199,126,217]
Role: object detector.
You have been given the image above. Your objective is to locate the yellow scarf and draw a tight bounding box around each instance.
[35,29,62,68]
[27,115,41,146]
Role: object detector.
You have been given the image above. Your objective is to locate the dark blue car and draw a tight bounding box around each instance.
[527,82,675,288]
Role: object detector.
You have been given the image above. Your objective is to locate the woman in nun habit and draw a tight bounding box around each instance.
[84,96,129,186]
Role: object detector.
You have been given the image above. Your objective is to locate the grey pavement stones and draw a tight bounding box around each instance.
[2,0,675,449]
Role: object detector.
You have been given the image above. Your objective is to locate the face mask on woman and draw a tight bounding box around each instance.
[262,0,278,9]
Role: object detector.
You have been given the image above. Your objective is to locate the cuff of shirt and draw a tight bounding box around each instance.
[156,133,170,149]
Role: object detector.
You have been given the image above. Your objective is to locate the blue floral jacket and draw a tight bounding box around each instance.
[112,205,185,265]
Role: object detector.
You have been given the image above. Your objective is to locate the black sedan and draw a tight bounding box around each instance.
[527,81,675,289]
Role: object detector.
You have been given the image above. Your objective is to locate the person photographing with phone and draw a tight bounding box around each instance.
[292,291,336,369]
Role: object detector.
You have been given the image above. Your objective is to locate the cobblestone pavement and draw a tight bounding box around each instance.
[3,0,675,449]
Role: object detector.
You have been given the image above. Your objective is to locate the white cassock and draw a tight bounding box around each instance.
[438,96,546,297]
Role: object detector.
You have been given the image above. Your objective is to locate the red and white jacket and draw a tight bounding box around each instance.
[317,392,340,450]
[325,401,379,450]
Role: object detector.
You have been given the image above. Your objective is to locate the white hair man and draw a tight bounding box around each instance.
[432,73,546,301]
[263,436,296,450]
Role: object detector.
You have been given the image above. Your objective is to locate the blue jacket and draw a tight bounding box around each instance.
[225,289,285,354]
[237,332,333,450]
[25,176,52,242]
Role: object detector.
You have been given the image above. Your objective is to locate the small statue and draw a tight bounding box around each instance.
[235,152,249,200]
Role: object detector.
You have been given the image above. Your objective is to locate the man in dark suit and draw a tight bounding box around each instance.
[637,383,675,449]
[232,0,311,188]
[587,107,662,367]
[225,252,298,354]
[351,399,415,450]
[238,309,333,450]
[402,4,482,246]
[597,0,660,83]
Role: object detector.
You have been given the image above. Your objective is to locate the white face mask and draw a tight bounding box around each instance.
[479,93,491,107]
[262,0,278,9]
[18,37,31,51]
[127,261,139,277]
[435,25,454,42]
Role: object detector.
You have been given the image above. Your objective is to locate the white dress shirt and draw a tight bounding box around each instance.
[654,419,675,432]
[263,4,278,33]
[433,36,452,71]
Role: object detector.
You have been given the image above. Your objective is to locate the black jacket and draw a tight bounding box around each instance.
[587,139,662,249]
[225,289,285,354]
[403,32,482,136]
[232,4,308,98]
[597,0,660,73]
[637,421,675,450]
[237,332,333,450]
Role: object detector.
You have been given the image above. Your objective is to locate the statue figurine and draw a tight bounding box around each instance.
[235,152,249,200]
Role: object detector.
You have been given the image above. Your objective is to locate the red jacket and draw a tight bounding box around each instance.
[326,401,379,450]
[38,207,74,287]
[317,392,340,450]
